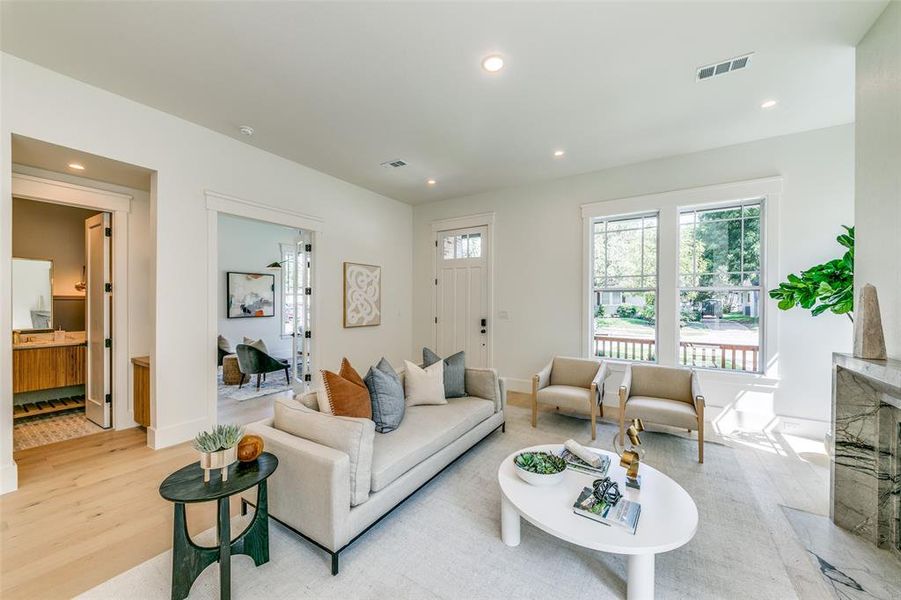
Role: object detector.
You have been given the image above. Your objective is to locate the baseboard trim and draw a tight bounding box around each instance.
[1,461,19,495]
[148,417,209,449]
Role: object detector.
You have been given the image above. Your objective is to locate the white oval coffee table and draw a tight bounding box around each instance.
[498,444,698,600]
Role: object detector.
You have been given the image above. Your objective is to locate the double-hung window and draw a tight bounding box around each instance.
[592,213,658,361]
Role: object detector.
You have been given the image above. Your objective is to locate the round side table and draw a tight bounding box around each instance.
[221,354,245,385]
[159,452,278,600]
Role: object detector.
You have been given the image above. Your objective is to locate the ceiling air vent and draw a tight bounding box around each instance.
[696,53,753,81]
[380,159,407,169]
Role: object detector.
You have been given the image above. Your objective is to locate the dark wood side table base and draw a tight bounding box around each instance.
[170,481,270,600]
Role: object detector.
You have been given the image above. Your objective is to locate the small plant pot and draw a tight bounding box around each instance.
[199,446,238,483]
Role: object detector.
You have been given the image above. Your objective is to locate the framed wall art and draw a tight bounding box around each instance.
[343,262,381,327]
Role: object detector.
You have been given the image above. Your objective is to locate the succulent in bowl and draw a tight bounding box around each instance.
[514,451,566,475]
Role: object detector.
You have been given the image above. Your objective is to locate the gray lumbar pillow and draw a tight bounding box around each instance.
[365,358,405,433]
[422,348,465,398]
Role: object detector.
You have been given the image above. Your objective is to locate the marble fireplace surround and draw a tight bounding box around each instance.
[831,353,901,559]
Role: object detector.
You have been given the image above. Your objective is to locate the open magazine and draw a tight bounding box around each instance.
[572,486,641,534]
[558,448,610,477]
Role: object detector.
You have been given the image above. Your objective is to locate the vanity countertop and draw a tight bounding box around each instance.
[13,331,87,350]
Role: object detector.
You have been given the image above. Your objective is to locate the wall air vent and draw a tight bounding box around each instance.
[696,53,753,81]
[380,159,408,169]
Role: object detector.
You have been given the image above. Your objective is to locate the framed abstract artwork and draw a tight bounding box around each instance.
[343,262,381,327]
[227,272,275,318]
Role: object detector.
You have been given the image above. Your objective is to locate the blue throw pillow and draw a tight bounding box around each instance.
[422,348,465,398]
[365,358,405,433]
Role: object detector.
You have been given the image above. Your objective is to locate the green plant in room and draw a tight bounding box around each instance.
[513,451,566,474]
[769,226,854,321]
[192,424,245,453]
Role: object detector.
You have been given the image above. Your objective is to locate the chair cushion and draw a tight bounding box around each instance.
[550,357,601,388]
[370,396,494,491]
[273,397,375,506]
[630,364,693,404]
[422,347,466,398]
[365,358,405,433]
[624,396,698,430]
[322,358,372,419]
[536,385,593,414]
[403,360,446,407]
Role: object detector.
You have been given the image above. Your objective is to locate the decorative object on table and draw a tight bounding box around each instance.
[159,452,278,600]
[422,347,466,398]
[615,418,645,489]
[769,225,854,321]
[343,262,381,327]
[560,439,610,477]
[227,271,275,318]
[572,481,641,534]
[513,450,567,486]
[853,283,887,360]
[322,357,372,418]
[237,434,264,462]
[192,424,245,482]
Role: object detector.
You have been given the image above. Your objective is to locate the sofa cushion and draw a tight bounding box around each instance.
[550,356,601,388]
[624,395,698,430]
[273,397,375,506]
[322,358,372,419]
[629,364,693,403]
[536,385,593,414]
[403,360,446,407]
[366,358,405,433]
[370,396,494,491]
[422,347,466,398]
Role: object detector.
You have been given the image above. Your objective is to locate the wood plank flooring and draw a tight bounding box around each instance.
[0,428,239,600]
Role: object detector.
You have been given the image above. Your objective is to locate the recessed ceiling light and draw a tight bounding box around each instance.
[239,125,255,136]
[553,150,565,157]
[427,179,437,186]
[760,100,777,109]
[67,163,85,171]
[481,55,504,73]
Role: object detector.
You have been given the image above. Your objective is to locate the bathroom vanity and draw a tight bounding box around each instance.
[12,331,87,393]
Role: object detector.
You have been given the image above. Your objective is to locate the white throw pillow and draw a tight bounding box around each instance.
[217,335,233,353]
[403,359,446,406]
[243,336,269,354]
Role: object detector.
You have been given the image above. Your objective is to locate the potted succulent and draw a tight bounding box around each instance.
[193,424,244,482]
[513,451,567,486]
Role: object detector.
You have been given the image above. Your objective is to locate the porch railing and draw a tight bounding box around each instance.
[593,335,759,372]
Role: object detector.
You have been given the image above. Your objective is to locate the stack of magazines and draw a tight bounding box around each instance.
[558,448,610,477]
[572,487,641,534]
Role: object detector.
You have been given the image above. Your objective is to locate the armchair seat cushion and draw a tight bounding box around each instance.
[536,385,593,413]
[624,396,698,430]
[370,396,493,491]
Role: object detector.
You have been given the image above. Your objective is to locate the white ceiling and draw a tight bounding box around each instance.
[1,1,887,205]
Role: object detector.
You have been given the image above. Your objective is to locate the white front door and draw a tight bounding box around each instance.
[85,213,112,428]
[435,226,490,368]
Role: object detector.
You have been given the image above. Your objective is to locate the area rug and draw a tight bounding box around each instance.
[81,404,815,600]
[14,410,104,451]
[217,367,290,402]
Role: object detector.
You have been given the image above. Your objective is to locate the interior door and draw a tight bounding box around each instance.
[290,231,313,387]
[85,213,111,428]
[436,226,489,367]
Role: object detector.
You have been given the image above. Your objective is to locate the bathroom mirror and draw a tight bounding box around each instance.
[12,257,54,331]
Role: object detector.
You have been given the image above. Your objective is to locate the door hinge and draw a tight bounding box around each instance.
[104,338,112,348]
[105,393,112,404]
[304,330,311,339]
[304,373,312,382]
[104,227,112,237]
[434,278,438,285]
[435,240,438,247]
[305,287,312,295]
[104,282,112,293]
[305,243,312,252]
[434,317,438,324]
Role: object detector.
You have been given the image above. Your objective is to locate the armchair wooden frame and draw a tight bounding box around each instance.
[531,359,608,441]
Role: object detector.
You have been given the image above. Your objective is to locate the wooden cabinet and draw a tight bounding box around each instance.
[12,345,86,393]
[132,356,151,427]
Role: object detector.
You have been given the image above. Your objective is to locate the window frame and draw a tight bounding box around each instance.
[581,177,781,379]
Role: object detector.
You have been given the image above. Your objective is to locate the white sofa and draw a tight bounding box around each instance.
[239,367,505,574]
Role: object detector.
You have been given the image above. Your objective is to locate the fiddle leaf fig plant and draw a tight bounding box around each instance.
[769,226,854,322]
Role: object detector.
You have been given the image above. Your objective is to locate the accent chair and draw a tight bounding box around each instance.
[532,356,608,440]
[619,364,705,463]
[235,344,290,389]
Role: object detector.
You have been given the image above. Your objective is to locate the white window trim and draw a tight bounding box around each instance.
[581,177,782,379]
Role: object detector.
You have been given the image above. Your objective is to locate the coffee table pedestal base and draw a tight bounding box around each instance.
[626,553,654,600]
[501,495,521,546]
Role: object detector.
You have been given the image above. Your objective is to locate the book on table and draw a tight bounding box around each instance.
[558,448,610,477]
[572,487,641,535]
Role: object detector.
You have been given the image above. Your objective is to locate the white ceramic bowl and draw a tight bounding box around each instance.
[513,456,566,487]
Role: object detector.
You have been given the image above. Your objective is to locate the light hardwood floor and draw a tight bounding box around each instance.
[0,428,238,600]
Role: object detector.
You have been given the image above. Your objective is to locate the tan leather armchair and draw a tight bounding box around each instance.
[532,356,608,440]
[619,364,705,463]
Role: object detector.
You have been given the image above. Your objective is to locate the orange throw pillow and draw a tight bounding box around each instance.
[322,358,372,419]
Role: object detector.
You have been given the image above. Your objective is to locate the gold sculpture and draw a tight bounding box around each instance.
[619,418,644,489]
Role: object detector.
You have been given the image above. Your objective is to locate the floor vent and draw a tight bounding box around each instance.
[697,53,753,81]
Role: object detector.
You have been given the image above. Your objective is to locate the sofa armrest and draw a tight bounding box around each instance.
[592,362,609,405]
[619,364,633,406]
[535,359,553,391]
[465,367,504,412]
[240,422,351,552]
[691,371,705,413]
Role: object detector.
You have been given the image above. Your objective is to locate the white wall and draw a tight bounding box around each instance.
[1,54,413,492]
[217,213,297,358]
[413,125,854,430]
[856,1,900,360]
